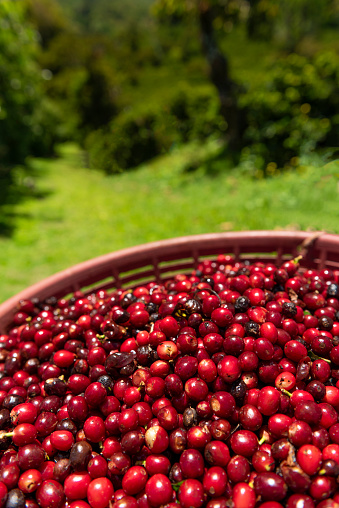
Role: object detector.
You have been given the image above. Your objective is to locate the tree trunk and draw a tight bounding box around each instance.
[198,0,243,151]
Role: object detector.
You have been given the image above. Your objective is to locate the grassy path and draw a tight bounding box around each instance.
[0,142,338,302]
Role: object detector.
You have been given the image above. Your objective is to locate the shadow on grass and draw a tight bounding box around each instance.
[181,141,238,178]
[181,141,339,181]
[0,163,52,237]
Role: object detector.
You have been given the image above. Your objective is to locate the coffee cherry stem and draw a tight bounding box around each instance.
[258,435,266,445]
[308,350,331,363]
[1,431,13,438]
[172,480,184,492]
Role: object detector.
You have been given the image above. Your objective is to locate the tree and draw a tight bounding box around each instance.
[0,0,59,163]
[0,0,56,234]
[153,0,245,151]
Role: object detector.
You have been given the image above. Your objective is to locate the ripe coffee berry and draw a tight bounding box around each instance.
[87,478,114,508]
[1,253,339,507]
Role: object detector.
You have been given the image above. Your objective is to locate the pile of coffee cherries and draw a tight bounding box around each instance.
[1,254,339,508]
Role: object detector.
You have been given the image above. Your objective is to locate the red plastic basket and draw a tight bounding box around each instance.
[1,230,339,333]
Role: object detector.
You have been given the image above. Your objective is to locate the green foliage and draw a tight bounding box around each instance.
[85,48,339,176]
[0,0,61,234]
[152,0,245,23]
[246,0,338,47]
[85,109,171,174]
[7,0,338,183]
[239,51,339,175]
[0,0,57,165]
[38,31,123,140]
[272,0,337,51]
[26,0,72,47]
[75,53,121,135]
[85,87,224,173]
[246,0,278,40]
[151,0,194,22]
[168,87,226,140]
[84,45,339,177]
[55,0,155,35]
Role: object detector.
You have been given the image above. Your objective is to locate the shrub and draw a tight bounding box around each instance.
[85,87,224,173]
[167,87,225,142]
[85,109,173,174]
[239,51,339,174]
[86,51,339,176]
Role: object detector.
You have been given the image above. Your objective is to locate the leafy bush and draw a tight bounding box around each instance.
[86,49,339,177]
[167,87,225,141]
[0,0,57,165]
[85,87,224,173]
[85,108,172,174]
[239,51,339,174]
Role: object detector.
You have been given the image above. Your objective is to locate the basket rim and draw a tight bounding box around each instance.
[1,229,337,333]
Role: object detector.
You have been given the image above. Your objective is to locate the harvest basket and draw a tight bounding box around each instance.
[1,230,339,333]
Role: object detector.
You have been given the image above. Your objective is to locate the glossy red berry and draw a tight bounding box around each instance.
[232,482,256,508]
[178,479,205,508]
[36,480,65,508]
[145,425,169,453]
[202,466,227,498]
[83,416,106,443]
[296,444,322,476]
[180,448,205,479]
[230,430,258,458]
[10,402,38,425]
[145,474,173,507]
[121,466,148,496]
[87,477,114,508]
[64,472,91,500]
[50,430,74,451]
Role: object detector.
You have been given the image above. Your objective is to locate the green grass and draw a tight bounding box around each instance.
[0,141,338,303]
